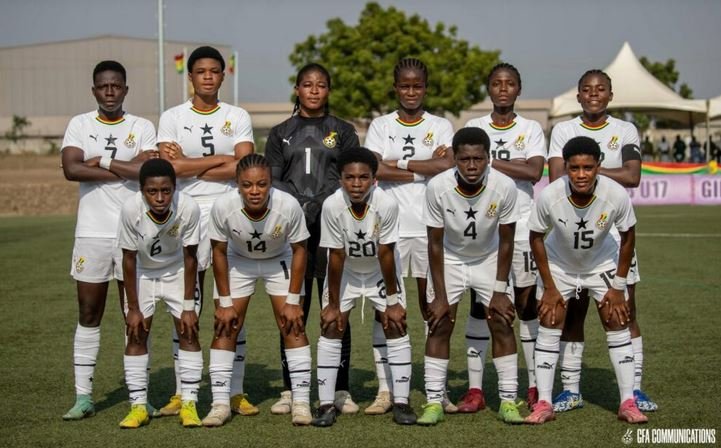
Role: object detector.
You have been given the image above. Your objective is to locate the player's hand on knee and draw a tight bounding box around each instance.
[488,292,515,327]
[214,306,238,338]
[281,304,305,338]
[180,310,199,341]
[384,304,407,336]
[599,288,629,326]
[126,309,147,344]
[538,287,565,326]
[320,304,341,335]
[427,298,450,335]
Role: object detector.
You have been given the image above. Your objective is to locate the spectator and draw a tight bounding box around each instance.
[673,135,686,162]
[641,136,655,162]
[689,136,703,163]
[657,136,671,162]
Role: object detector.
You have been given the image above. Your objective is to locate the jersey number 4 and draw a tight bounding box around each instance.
[464,222,477,240]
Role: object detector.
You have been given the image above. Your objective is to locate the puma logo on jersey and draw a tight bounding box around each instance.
[388,136,396,142]
[89,134,98,142]
[558,218,568,226]
[231,228,242,236]
[446,208,456,215]
[282,136,293,145]
[183,125,193,133]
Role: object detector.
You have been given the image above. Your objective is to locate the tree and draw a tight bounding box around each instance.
[639,56,693,99]
[289,2,499,121]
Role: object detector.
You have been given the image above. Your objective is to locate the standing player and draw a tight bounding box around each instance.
[202,154,313,427]
[61,60,158,420]
[525,136,648,424]
[265,63,359,415]
[547,69,656,413]
[364,57,455,415]
[311,148,416,427]
[157,46,256,417]
[117,159,203,428]
[418,127,524,426]
[462,63,546,411]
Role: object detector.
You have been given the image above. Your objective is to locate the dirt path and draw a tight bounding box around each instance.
[0,154,77,215]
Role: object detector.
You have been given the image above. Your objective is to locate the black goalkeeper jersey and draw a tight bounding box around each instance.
[265,114,359,226]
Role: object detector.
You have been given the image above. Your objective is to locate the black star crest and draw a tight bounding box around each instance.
[104,134,117,146]
[355,230,367,240]
[402,134,415,145]
[250,230,263,239]
[575,218,588,230]
[494,138,507,148]
[201,123,213,135]
[464,206,478,220]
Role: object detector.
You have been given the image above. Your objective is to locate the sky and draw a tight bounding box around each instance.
[1,0,720,103]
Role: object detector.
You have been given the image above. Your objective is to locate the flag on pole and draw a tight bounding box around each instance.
[174,53,184,74]
[229,53,236,74]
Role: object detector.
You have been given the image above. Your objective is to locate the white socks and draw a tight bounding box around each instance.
[465,316,490,391]
[632,336,643,390]
[285,345,312,404]
[230,326,247,396]
[519,319,539,388]
[124,354,149,405]
[317,336,342,406]
[208,349,235,405]
[372,320,392,394]
[493,353,519,402]
[424,356,449,404]
[534,326,562,404]
[387,335,412,405]
[178,349,203,402]
[74,324,100,395]
[172,327,181,396]
[559,341,584,394]
[607,329,635,402]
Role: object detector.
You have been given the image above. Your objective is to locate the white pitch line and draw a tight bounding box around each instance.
[637,233,721,238]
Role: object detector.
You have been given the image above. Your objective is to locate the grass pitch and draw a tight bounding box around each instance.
[0,206,719,447]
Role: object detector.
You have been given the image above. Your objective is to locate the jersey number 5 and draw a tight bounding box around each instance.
[201,135,215,156]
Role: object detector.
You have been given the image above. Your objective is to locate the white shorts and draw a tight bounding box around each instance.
[321,264,406,314]
[223,253,293,298]
[511,239,537,288]
[536,264,629,303]
[627,250,641,285]
[70,237,122,283]
[196,198,214,271]
[397,236,428,278]
[426,254,512,308]
[124,269,201,319]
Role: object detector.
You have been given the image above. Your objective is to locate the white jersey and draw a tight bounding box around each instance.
[424,167,518,264]
[208,187,309,260]
[117,191,201,278]
[320,187,400,275]
[548,116,639,169]
[365,111,454,237]
[62,111,157,239]
[464,114,546,241]
[528,175,636,275]
[157,100,254,198]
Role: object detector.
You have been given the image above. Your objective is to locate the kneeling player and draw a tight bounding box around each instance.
[525,136,647,424]
[118,159,203,428]
[419,127,524,426]
[312,148,416,427]
[203,154,313,427]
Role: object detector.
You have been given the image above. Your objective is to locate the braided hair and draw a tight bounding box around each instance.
[577,69,613,91]
[235,153,271,179]
[487,62,522,90]
[292,63,332,117]
[393,58,428,84]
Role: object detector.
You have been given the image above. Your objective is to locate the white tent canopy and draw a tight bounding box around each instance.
[550,42,707,125]
[709,95,721,120]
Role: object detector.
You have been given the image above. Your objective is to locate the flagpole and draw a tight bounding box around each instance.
[233,50,239,106]
[157,0,165,114]
[182,46,188,103]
